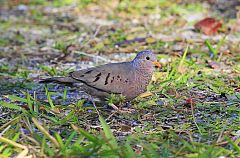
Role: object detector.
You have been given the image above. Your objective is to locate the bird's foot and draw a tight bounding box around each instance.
[109,103,135,113]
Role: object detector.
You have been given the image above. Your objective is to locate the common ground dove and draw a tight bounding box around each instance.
[40,50,161,100]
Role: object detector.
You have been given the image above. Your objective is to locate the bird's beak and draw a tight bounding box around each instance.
[152,61,161,68]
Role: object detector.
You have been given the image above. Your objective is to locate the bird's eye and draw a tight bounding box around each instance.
[146,56,150,60]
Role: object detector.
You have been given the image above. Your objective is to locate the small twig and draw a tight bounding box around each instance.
[79,25,102,49]
[21,131,40,146]
[215,141,229,146]
[187,132,194,143]
[0,116,20,131]
[190,102,202,135]
[216,120,228,143]
[105,111,117,121]
[92,25,102,38]
[216,130,225,143]
[0,125,11,136]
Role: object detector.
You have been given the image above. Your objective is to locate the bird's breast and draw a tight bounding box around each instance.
[132,71,152,92]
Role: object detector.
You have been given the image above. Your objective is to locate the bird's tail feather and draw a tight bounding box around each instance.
[39,77,76,84]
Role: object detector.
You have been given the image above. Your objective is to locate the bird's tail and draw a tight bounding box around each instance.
[39,77,77,85]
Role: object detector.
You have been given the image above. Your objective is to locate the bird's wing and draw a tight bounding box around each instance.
[70,62,135,94]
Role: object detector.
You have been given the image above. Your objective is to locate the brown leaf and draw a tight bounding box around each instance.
[194,17,222,35]
[185,97,196,106]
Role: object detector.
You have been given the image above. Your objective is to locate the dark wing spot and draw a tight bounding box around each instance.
[104,73,110,85]
[79,75,85,77]
[96,73,102,77]
[110,77,114,83]
[117,75,120,78]
[93,73,102,82]
[85,70,93,74]
[93,76,100,82]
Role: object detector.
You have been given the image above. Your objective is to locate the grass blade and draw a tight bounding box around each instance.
[32,117,59,148]
[179,45,189,67]
[78,128,99,143]
[205,39,216,57]
[0,101,22,110]
[63,86,67,100]
[65,131,77,147]
[99,116,118,150]
[124,141,136,158]
[54,133,65,150]
[7,95,28,103]
[45,87,55,108]
[26,92,33,112]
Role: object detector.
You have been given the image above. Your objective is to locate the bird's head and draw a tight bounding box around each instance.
[132,50,161,72]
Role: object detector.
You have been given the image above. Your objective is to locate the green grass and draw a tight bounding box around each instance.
[0,0,240,157]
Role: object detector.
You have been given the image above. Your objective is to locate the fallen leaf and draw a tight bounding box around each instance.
[194,17,222,35]
[185,97,196,106]
[139,91,153,98]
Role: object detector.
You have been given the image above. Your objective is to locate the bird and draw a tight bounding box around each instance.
[40,50,161,101]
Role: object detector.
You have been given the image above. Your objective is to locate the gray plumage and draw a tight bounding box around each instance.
[40,50,160,100]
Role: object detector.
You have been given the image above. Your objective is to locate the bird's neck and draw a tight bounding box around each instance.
[131,61,154,74]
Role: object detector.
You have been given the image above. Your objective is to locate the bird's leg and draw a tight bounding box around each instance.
[108,103,135,113]
[91,98,100,116]
[108,103,120,111]
[84,94,100,116]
